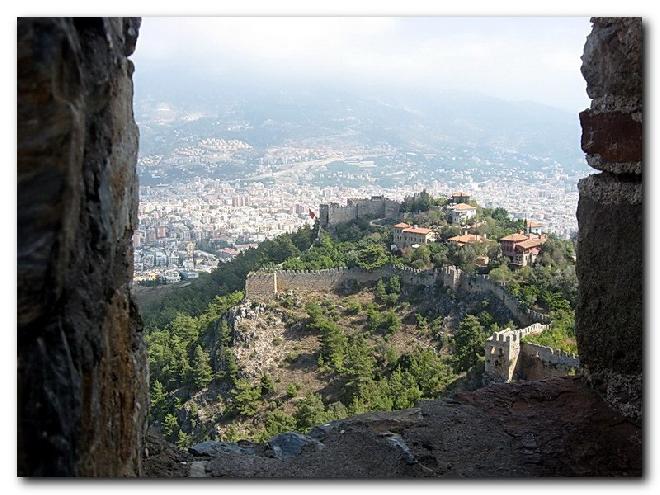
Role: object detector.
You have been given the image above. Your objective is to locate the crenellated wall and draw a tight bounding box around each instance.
[319,196,400,228]
[484,324,546,382]
[484,323,578,383]
[576,17,642,422]
[245,266,433,301]
[245,264,549,327]
[518,343,580,381]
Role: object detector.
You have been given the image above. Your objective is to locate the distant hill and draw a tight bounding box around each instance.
[133,67,584,171]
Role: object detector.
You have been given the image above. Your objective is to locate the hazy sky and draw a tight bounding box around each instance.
[134,17,592,112]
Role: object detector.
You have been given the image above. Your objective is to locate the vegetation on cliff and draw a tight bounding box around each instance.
[139,193,578,446]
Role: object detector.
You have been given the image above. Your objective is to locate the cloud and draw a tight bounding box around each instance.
[133,17,591,112]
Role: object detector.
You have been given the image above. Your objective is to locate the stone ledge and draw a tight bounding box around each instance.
[586,155,641,175]
[578,172,642,205]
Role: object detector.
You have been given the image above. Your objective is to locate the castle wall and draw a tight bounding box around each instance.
[484,324,547,382]
[518,343,580,381]
[245,264,549,329]
[319,197,401,228]
[245,272,278,302]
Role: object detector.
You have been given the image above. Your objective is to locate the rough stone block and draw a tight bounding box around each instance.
[576,173,642,377]
[580,109,642,165]
[17,17,146,477]
[581,17,642,99]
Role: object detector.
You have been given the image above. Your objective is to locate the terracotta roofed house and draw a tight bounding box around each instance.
[393,222,435,249]
[525,219,544,234]
[499,232,546,267]
[447,233,486,246]
[450,203,477,225]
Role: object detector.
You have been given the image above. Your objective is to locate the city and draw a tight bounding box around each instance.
[133,160,585,284]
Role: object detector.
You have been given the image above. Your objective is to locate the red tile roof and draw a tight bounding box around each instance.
[393,222,410,229]
[448,234,484,244]
[515,238,545,250]
[404,227,433,235]
[500,233,529,242]
[452,203,476,211]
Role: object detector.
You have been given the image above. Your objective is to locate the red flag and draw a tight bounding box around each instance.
[309,209,316,219]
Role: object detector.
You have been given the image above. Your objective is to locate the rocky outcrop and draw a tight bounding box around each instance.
[143,377,641,477]
[17,17,146,476]
[576,17,643,423]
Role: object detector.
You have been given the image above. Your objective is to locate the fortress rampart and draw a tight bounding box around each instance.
[484,323,579,382]
[518,342,580,381]
[319,196,400,228]
[484,324,547,382]
[245,264,549,327]
[245,264,574,382]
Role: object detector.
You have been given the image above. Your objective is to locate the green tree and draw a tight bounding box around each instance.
[163,413,179,441]
[150,379,167,422]
[344,335,376,393]
[286,383,299,398]
[294,393,327,430]
[265,410,297,437]
[388,369,422,409]
[452,315,488,372]
[190,344,213,389]
[317,318,348,371]
[488,263,513,284]
[351,239,390,270]
[177,430,192,449]
[406,347,455,396]
[260,374,275,396]
[232,379,261,416]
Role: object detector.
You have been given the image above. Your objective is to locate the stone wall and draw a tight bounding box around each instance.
[246,266,410,302]
[518,343,580,381]
[484,324,547,382]
[245,264,549,328]
[319,196,400,228]
[576,17,642,422]
[17,17,147,476]
[245,272,278,301]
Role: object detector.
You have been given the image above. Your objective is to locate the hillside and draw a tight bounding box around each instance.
[147,275,515,446]
[140,195,578,448]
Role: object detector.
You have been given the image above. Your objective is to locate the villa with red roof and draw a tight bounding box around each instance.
[449,203,477,225]
[447,233,486,247]
[392,222,436,249]
[499,232,547,267]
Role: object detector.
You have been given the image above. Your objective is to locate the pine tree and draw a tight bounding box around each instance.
[232,379,261,416]
[176,429,192,449]
[191,344,213,389]
[452,315,487,372]
[260,374,275,396]
[163,413,179,441]
[150,379,167,422]
[294,393,327,430]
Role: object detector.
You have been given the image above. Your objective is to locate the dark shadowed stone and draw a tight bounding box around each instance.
[576,173,642,379]
[189,441,257,457]
[158,378,641,478]
[580,109,642,165]
[17,17,146,477]
[267,432,324,459]
[581,17,642,99]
